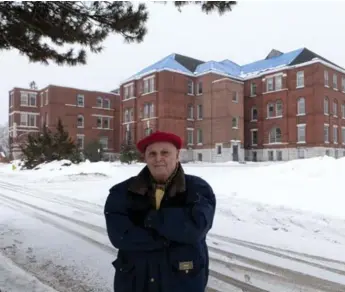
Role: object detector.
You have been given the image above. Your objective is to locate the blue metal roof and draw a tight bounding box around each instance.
[240,48,304,75]
[124,48,305,83]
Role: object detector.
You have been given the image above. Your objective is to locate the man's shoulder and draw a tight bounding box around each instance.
[185,174,212,189]
[109,176,135,194]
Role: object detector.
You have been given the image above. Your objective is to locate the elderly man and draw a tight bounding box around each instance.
[104,131,216,292]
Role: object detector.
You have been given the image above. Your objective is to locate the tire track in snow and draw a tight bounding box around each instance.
[0,194,266,292]
[1,180,345,291]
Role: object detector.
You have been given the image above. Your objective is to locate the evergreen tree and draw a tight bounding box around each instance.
[0,1,236,65]
[83,140,104,162]
[119,137,140,164]
[20,119,81,169]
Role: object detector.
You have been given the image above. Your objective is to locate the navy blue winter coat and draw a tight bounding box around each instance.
[104,164,216,292]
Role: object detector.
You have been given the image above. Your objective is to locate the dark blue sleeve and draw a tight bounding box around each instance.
[144,178,216,244]
[104,184,165,251]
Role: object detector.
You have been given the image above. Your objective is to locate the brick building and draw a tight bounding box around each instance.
[119,48,345,162]
[8,85,120,160]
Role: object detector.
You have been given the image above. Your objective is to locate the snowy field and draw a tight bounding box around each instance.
[1,157,345,292]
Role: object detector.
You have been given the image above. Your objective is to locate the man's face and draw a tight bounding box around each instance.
[144,141,179,183]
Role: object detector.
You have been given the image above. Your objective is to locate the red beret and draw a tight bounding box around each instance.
[136,131,182,153]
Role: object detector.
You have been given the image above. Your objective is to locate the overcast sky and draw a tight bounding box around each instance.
[1,0,344,125]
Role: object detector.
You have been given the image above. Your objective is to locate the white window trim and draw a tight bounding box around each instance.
[297,124,306,144]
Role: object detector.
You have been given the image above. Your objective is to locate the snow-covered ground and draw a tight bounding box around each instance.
[1,157,345,291]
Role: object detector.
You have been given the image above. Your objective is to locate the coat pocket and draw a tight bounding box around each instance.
[169,252,206,292]
[112,258,136,292]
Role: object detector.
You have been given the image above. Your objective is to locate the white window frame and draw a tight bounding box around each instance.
[275,75,282,90]
[77,94,85,107]
[251,129,258,146]
[251,107,258,121]
[333,125,338,144]
[267,103,274,118]
[77,115,84,128]
[99,137,109,149]
[333,100,338,117]
[20,93,28,106]
[297,124,306,143]
[324,97,329,115]
[187,80,194,95]
[324,70,329,87]
[232,91,238,103]
[324,124,329,143]
[250,82,257,96]
[187,128,194,145]
[197,104,203,119]
[342,77,345,92]
[342,103,345,118]
[266,77,274,92]
[275,100,283,117]
[144,102,155,119]
[103,98,110,109]
[196,81,203,95]
[232,117,239,129]
[143,76,155,94]
[269,127,282,144]
[197,128,203,144]
[76,134,84,149]
[20,113,37,127]
[342,127,345,145]
[187,104,194,119]
[296,71,304,88]
[333,74,338,89]
[297,97,306,115]
[96,97,103,108]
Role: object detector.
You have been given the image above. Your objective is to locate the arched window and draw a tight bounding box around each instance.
[269,127,282,144]
[297,97,305,115]
[77,115,84,128]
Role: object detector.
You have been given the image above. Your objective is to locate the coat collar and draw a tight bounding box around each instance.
[128,162,186,197]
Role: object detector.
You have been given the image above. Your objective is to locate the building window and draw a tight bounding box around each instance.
[342,103,345,118]
[187,104,193,119]
[297,124,306,143]
[324,70,329,86]
[9,92,14,108]
[144,103,154,119]
[187,129,193,144]
[324,97,329,115]
[124,83,134,99]
[324,124,329,143]
[143,76,155,94]
[267,103,274,118]
[297,97,305,115]
[103,118,110,129]
[333,74,338,89]
[216,144,222,155]
[297,148,305,159]
[28,93,36,106]
[124,108,134,123]
[103,99,110,109]
[197,104,203,119]
[232,117,239,129]
[277,151,283,161]
[250,82,257,96]
[99,137,108,149]
[197,129,203,144]
[276,100,283,116]
[342,77,345,92]
[275,75,282,90]
[251,107,258,121]
[333,100,338,116]
[342,127,345,144]
[77,115,84,128]
[77,94,84,107]
[20,93,28,106]
[251,129,258,145]
[333,125,338,144]
[232,91,238,103]
[76,135,84,149]
[266,77,274,92]
[187,80,194,95]
[197,153,203,161]
[252,151,257,162]
[269,127,282,144]
[97,97,103,107]
[145,128,153,136]
[296,71,304,88]
[197,82,203,95]
[268,151,274,161]
[20,113,36,127]
[97,117,102,128]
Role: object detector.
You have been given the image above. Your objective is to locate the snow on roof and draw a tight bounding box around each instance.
[122,48,307,84]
